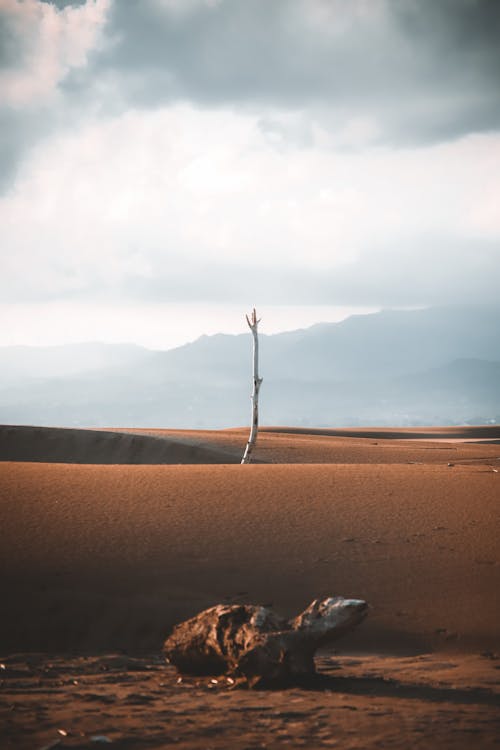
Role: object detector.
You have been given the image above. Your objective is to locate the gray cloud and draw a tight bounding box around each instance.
[0,9,24,67]
[98,239,500,311]
[0,6,39,190]
[11,236,494,311]
[0,104,60,192]
[0,0,106,191]
[318,237,500,308]
[2,0,500,192]
[81,0,500,143]
[39,0,86,7]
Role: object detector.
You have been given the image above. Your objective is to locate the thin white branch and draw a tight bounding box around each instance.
[241,308,262,464]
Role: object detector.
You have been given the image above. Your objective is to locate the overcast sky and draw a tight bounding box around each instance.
[1,0,499,348]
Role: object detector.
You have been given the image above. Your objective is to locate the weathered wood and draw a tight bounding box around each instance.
[164,597,368,686]
[241,308,262,464]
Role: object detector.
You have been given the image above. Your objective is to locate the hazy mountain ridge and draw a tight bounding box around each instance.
[0,342,151,383]
[1,306,499,428]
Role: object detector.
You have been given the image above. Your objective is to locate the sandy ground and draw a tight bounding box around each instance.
[2,423,500,465]
[1,424,500,748]
[1,652,499,750]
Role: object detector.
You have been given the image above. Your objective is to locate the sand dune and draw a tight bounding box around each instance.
[264,424,500,440]
[2,424,500,748]
[2,423,500,465]
[0,424,242,464]
[1,451,499,654]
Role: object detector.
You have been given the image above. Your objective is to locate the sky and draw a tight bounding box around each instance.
[0,0,499,350]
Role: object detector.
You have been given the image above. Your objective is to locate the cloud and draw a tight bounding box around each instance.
[1,101,498,309]
[1,0,499,332]
[316,237,500,308]
[2,0,500,193]
[80,0,500,144]
[0,0,109,106]
[0,0,109,189]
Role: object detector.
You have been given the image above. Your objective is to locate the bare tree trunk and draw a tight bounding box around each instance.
[241,308,262,464]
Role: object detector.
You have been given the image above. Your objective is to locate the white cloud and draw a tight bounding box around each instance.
[0,0,110,107]
[1,102,499,311]
[0,1,498,347]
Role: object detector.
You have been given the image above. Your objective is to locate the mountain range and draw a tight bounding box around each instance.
[1,305,499,428]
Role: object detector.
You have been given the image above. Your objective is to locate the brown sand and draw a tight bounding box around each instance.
[1,425,499,748]
[3,423,500,465]
[1,652,499,750]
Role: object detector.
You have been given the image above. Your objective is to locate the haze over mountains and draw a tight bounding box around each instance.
[1,306,499,429]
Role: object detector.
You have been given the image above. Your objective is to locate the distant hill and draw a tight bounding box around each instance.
[0,342,150,383]
[0,306,499,428]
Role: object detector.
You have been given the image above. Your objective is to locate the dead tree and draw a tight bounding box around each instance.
[241,308,262,464]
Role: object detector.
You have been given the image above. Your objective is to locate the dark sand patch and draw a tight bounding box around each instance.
[262,425,500,440]
[1,652,499,750]
[0,425,241,464]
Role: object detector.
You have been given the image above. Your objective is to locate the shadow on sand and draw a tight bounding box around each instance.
[272,672,499,706]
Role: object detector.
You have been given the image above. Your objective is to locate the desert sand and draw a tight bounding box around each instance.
[1,424,499,748]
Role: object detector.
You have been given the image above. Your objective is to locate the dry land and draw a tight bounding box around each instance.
[1,425,499,748]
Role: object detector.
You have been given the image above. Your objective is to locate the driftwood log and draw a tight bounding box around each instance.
[164,597,368,686]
